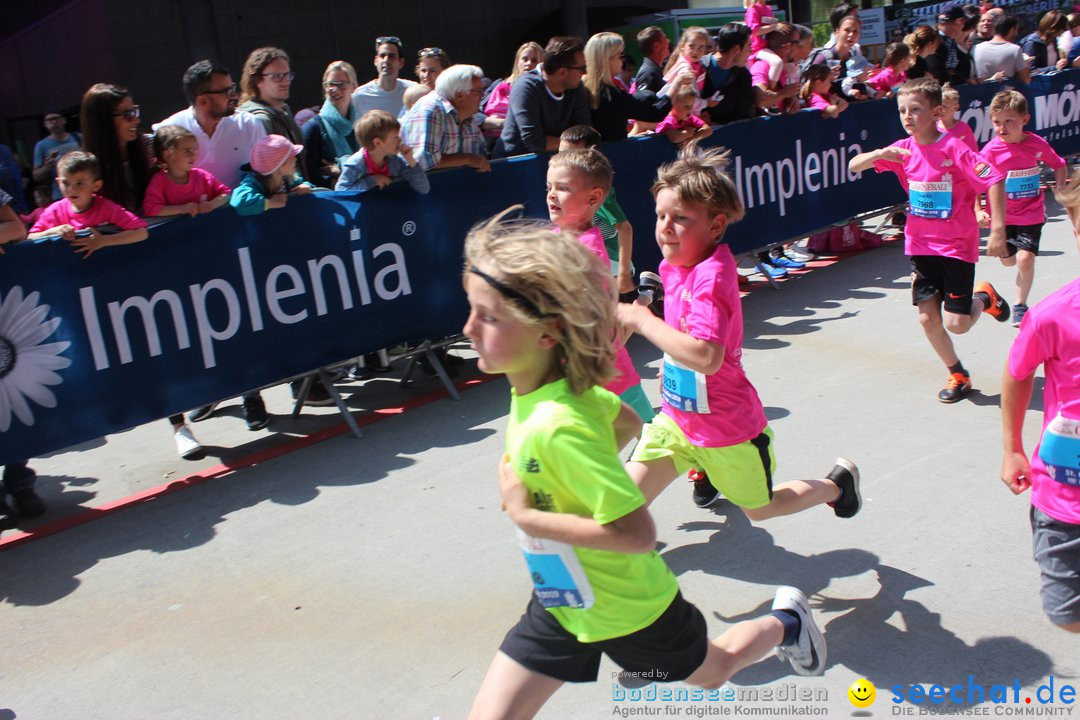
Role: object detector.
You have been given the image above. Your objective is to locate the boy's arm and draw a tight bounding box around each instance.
[499,457,656,554]
[150,202,200,218]
[70,227,148,257]
[398,154,431,195]
[614,220,634,294]
[984,181,1007,257]
[1053,163,1069,189]
[617,302,725,375]
[849,146,909,173]
[1000,365,1035,495]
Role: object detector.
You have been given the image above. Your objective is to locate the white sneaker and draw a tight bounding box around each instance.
[772,586,826,676]
[174,424,203,460]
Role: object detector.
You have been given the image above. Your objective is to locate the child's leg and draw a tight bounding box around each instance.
[626,458,681,505]
[918,298,961,363]
[743,479,839,521]
[1014,249,1036,306]
[467,651,564,720]
[627,413,689,505]
[683,616,785,689]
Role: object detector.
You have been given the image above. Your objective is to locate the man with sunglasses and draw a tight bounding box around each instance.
[154,60,267,188]
[352,36,417,119]
[238,47,308,173]
[493,36,590,158]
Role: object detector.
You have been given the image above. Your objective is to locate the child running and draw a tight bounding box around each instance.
[143,125,230,217]
[546,148,654,422]
[977,90,1067,328]
[617,145,861,519]
[938,84,978,151]
[849,78,1011,404]
[334,110,430,194]
[462,214,828,719]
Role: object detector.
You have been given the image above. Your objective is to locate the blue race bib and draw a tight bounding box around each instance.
[1039,413,1080,487]
[517,530,594,609]
[909,177,953,219]
[661,353,711,413]
[1005,167,1040,199]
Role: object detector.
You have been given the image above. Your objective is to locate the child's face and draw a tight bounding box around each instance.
[58,170,102,211]
[374,129,403,155]
[462,269,552,379]
[546,165,601,230]
[673,96,695,119]
[941,96,958,120]
[278,153,297,177]
[164,136,198,174]
[897,92,941,138]
[654,187,726,267]
[813,76,831,94]
[991,108,1029,142]
[684,34,709,62]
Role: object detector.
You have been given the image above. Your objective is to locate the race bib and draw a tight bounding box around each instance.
[1038,412,1080,487]
[518,529,594,609]
[1005,167,1040,199]
[909,176,953,219]
[661,353,711,413]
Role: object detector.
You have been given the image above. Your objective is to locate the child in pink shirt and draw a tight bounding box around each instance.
[143,125,230,217]
[618,146,861,521]
[938,84,978,151]
[28,150,147,256]
[654,86,713,146]
[662,26,710,97]
[867,42,911,97]
[546,149,652,422]
[1001,276,1080,631]
[850,78,1010,404]
[977,90,1067,327]
[745,0,777,57]
[800,64,848,118]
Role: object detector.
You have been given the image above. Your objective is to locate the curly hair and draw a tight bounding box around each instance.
[463,208,616,394]
[239,46,290,104]
[652,144,745,235]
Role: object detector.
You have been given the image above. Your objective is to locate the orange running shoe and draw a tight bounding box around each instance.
[975,281,1010,322]
[938,371,971,403]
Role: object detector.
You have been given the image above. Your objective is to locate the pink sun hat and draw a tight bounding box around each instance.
[250,134,303,175]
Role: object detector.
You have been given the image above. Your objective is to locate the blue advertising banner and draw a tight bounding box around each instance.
[2,72,1078,464]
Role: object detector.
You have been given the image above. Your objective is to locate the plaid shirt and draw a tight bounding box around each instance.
[402,92,485,171]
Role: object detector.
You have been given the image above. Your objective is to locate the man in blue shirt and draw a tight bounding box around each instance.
[32,112,81,200]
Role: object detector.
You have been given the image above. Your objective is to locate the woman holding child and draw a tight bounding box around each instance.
[302,61,360,188]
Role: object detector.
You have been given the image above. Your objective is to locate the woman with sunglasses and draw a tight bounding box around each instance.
[301,61,360,188]
[415,47,451,90]
[79,83,153,213]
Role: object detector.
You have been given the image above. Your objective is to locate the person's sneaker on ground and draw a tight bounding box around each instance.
[938,371,971,403]
[824,457,861,519]
[771,253,805,270]
[690,469,720,508]
[345,363,371,381]
[772,586,827,676]
[11,487,47,518]
[975,281,1010,322]
[173,424,204,460]
[761,264,787,279]
[1011,303,1028,328]
[0,499,16,530]
[785,246,815,263]
[188,401,220,423]
[243,395,270,431]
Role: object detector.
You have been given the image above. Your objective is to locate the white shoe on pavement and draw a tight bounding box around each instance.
[174,424,203,460]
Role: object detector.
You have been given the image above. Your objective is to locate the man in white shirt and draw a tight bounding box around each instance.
[351,36,416,118]
[154,60,267,187]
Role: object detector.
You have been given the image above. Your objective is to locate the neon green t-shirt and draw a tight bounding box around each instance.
[506,378,679,642]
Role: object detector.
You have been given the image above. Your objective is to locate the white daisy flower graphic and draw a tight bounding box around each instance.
[0,287,72,432]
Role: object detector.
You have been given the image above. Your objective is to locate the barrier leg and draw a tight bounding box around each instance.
[290,375,314,417]
[318,367,363,439]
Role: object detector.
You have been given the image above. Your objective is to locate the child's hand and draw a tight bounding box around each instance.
[198,200,216,214]
[70,228,105,258]
[266,193,288,210]
[373,175,392,189]
[975,208,991,228]
[467,154,492,173]
[47,224,77,242]
[617,269,635,295]
[1000,452,1032,495]
[616,301,655,334]
[400,143,415,164]
[497,454,530,517]
[182,202,199,217]
[986,227,1007,257]
[291,184,312,196]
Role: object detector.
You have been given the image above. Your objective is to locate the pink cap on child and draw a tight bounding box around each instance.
[250,134,303,175]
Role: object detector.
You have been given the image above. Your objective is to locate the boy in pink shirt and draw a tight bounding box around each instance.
[28,151,148,256]
[1001,277,1080,633]
[850,78,1010,404]
[618,146,861,520]
[546,149,653,423]
[938,84,977,151]
[978,90,1067,327]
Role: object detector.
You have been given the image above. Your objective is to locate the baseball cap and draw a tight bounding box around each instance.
[938,2,966,22]
[250,134,302,175]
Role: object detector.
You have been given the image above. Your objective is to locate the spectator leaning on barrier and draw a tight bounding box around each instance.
[482,42,545,140]
[905,25,943,80]
[1022,10,1068,71]
[751,23,801,113]
[973,14,1030,83]
[352,36,416,118]
[702,24,756,126]
[811,10,872,100]
[402,64,489,173]
[584,32,675,143]
[80,83,153,213]
[33,111,81,201]
[302,61,360,188]
[633,26,671,97]
[493,36,590,158]
[238,47,307,174]
[972,7,1004,48]
[155,60,267,189]
[926,2,975,85]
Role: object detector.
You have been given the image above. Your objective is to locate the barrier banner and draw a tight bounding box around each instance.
[1,72,1078,464]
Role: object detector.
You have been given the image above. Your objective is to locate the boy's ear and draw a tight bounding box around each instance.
[709,212,729,240]
[538,318,562,349]
[587,186,604,209]
[91,179,104,194]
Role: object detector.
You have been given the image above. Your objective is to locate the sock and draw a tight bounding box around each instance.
[973,291,990,310]
[948,361,966,376]
[771,609,801,647]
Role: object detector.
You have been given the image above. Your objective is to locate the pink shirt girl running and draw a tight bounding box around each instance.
[979,132,1065,226]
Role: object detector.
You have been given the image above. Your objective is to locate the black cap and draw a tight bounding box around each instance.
[938,2,966,22]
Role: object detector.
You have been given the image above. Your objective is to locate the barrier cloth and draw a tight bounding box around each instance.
[1,73,1078,463]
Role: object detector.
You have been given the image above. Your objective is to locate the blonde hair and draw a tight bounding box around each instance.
[800,63,832,101]
[463,208,616,394]
[652,145,745,237]
[941,82,960,104]
[896,77,942,107]
[990,88,1028,116]
[584,32,625,110]
[509,41,545,84]
[548,148,613,193]
[322,60,358,86]
[664,26,710,75]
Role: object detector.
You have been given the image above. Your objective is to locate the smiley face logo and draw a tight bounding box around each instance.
[848,678,876,708]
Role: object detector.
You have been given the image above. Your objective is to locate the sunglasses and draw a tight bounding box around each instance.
[418,47,445,58]
[261,71,294,82]
[113,105,141,120]
[376,36,402,47]
[201,83,239,96]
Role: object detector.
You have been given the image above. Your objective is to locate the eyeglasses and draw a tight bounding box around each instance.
[376,36,402,47]
[567,65,587,72]
[201,83,239,96]
[113,105,141,120]
[418,47,445,58]
[261,71,294,82]
[323,80,352,91]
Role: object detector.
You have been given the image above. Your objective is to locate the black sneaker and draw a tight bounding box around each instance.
[825,458,861,519]
[938,372,971,404]
[290,378,335,407]
[188,401,220,423]
[690,469,720,508]
[11,488,46,518]
[363,352,393,373]
[0,499,17,530]
[242,394,270,431]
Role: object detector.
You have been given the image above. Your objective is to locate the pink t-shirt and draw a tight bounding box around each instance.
[30,195,146,234]
[655,113,705,134]
[142,167,231,217]
[556,225,641,396]
[658,243,766,447]
[483,80,512,119]
[873,133,1004,263]
[979,133,1065,226]
[1008,277,1080,525]
[745,2,776,55]
[808,92,831,111]
[939,120,978,152]
[867,66,907,95]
